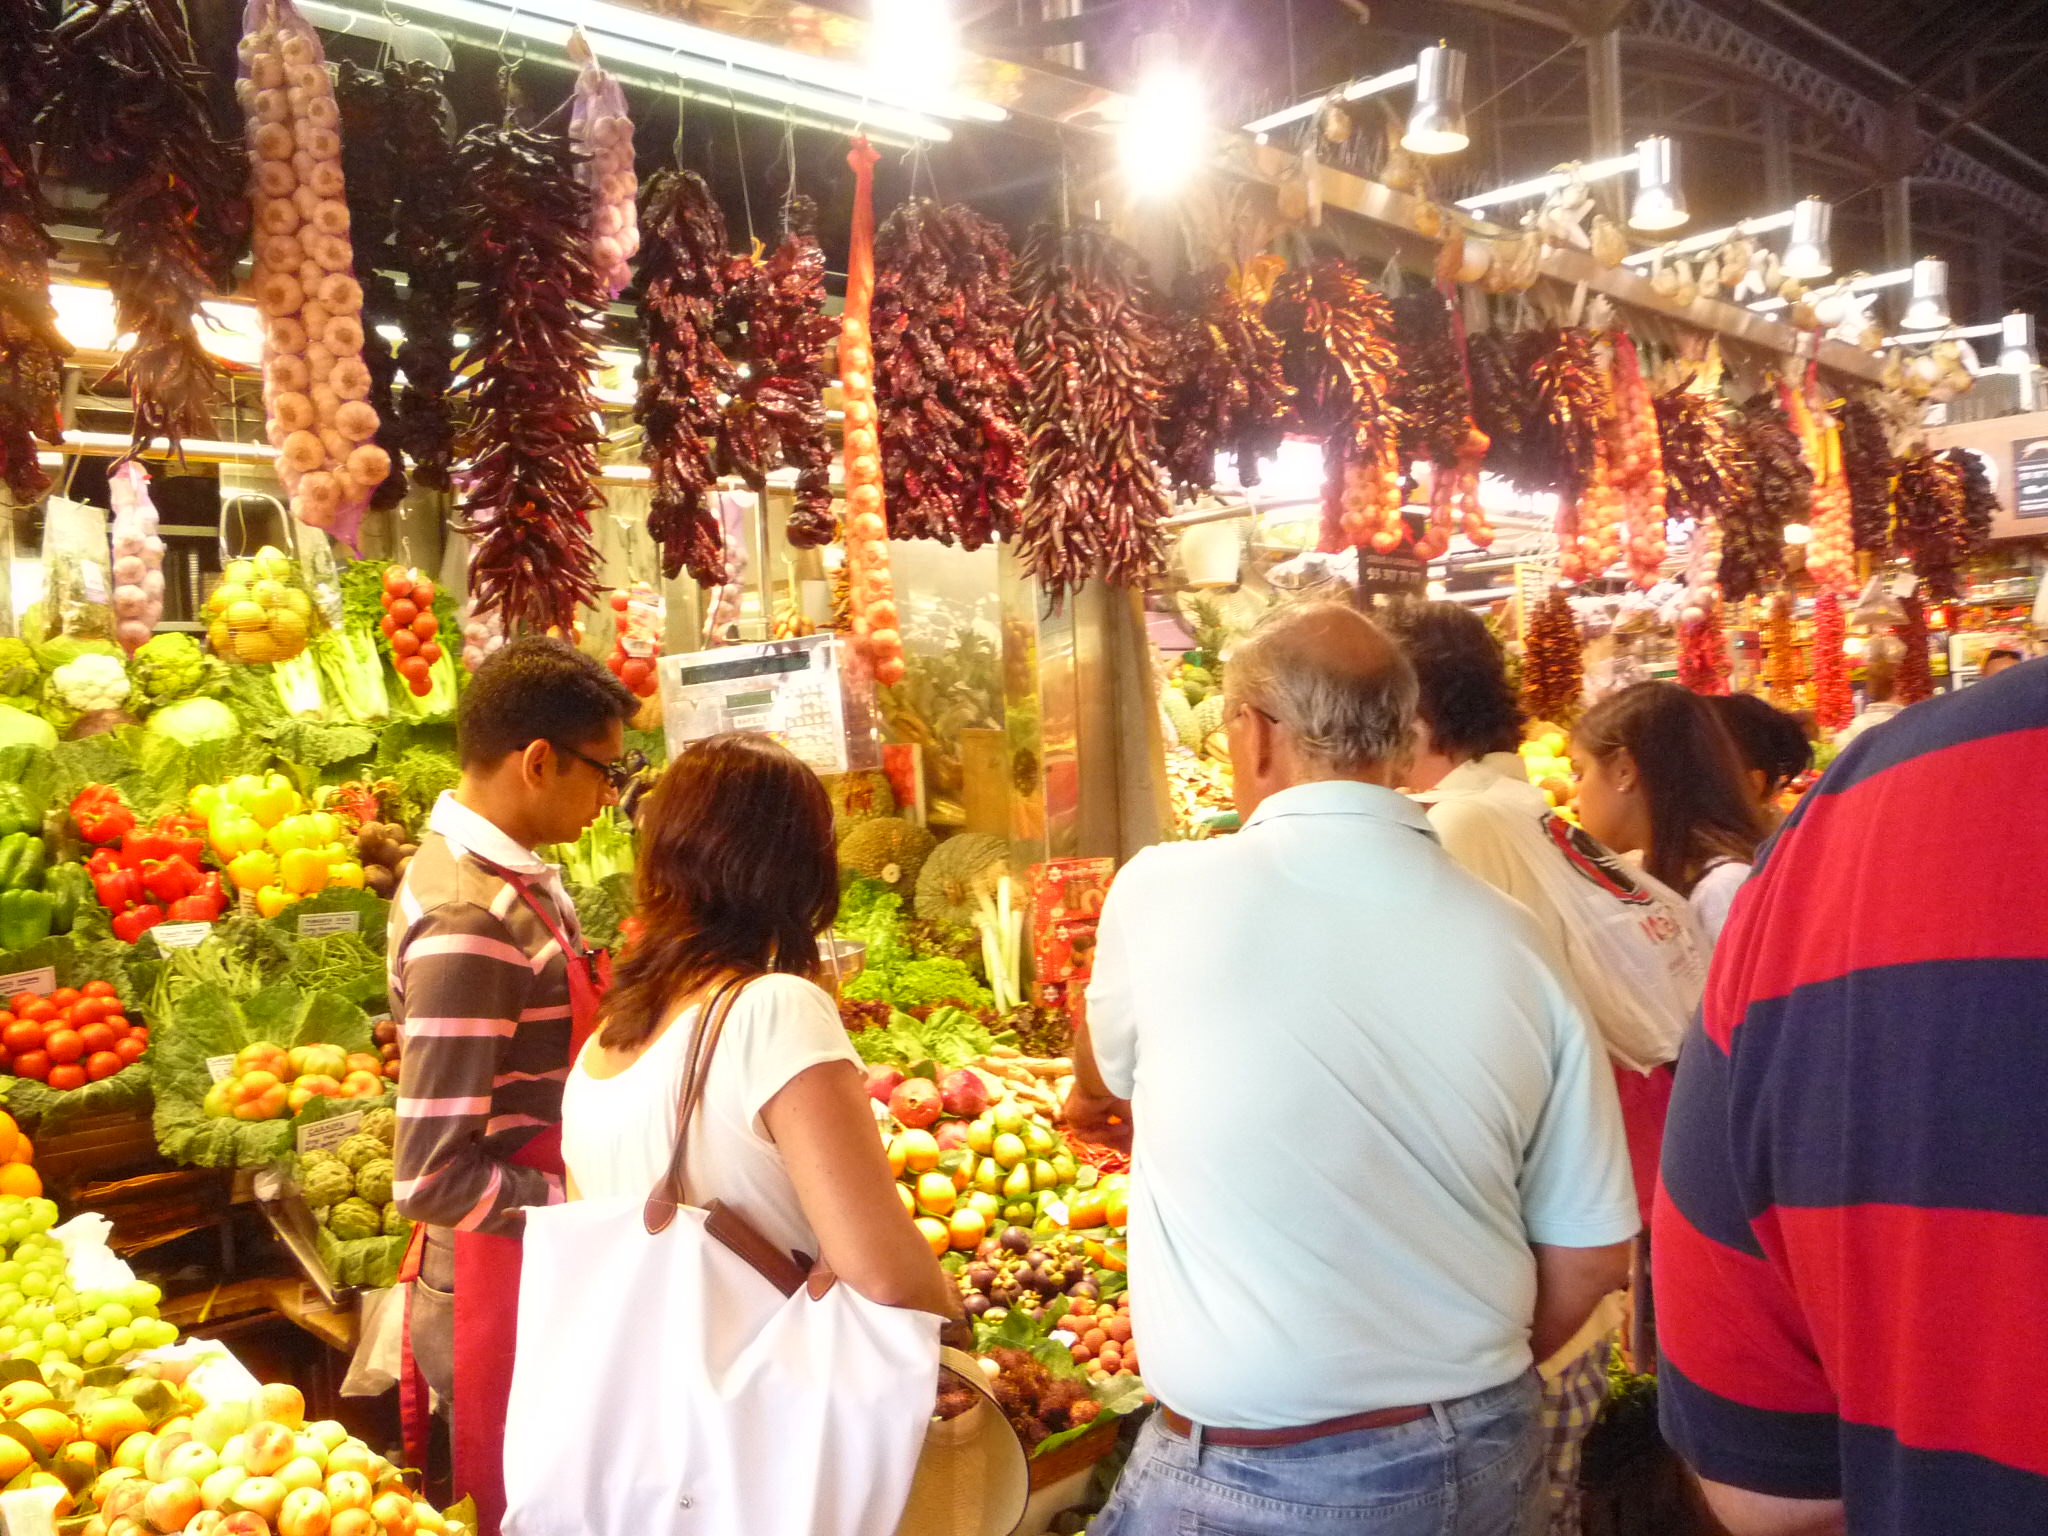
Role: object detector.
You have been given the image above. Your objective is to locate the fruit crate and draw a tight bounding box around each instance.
[1029,1416,1117,1491]
[31,1104,166,1192]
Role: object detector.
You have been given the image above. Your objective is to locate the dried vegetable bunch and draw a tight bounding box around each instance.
[1890,449,1972,602]
[1946,446,1997,546]
[39,0,250,459]
[1467,330,1560,493]
[1388,290,1469,474]
[1677,600,1730,696]
[636,169,740,584]
[870,199,1029,548]
[1523,590,1583,724]
[1781,384,1854,598]
[1763,595,1802,711]
[718,195,839,548]
[1606,334,1667,588]
[1721,392,1806,602]
[1157,263,1292,497]
[1837,393,1895,552]
[451,103,607,633]
[239,0,388,542]
[1896,596,1933,704]
[567,32,637,300]
[837,139,906,687]
[1014,220,1170,607]
[1653,386,1752,533]
[1813,591,1851,734]
[1265,258,1404,551]
[1525,329,1610,502]
[0,0,63,503]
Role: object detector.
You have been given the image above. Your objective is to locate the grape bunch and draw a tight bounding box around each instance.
[0,1198,176,1369]
[377,566,444,697]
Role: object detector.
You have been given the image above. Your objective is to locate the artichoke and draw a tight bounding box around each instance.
[335,1132,385,1172]
[382,1201,409,1238]
[360,1106,397,1148]
[300,1157,354,1209]
[326,1196,381,1240]
[355,1156,394,1207]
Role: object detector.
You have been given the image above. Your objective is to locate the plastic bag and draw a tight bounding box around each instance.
[32,496,115,643]
[108,462,166,653]
[568,29,637,300]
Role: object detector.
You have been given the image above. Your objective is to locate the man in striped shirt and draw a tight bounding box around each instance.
[1657,658,2048,1535]
[392,637,637,1487]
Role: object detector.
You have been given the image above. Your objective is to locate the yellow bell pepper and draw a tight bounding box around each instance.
[225,774,266,807]
[279,846,331,897]
[246,779,299,830]
[306,811,342,847]
[255,884,298,919]
[188,783,221,820]
[207,811,267,861]
[328,860,366,890]
[226,849,279,894]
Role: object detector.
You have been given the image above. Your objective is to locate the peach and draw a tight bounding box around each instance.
[277,1486,331,1536]
[141,1476,203,1533]
[321,1470,369,1512]
[276,1455,323,1493]
[231,1474,287,1521]
[243,1422,296,1477]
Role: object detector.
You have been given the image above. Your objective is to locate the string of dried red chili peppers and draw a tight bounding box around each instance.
[1813,591,1851,735]
[0,0,63,502]
[1158,264,1292,498]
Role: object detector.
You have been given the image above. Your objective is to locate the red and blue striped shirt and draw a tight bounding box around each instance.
[1655,659,2048,1534]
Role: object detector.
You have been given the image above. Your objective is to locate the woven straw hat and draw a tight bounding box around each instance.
[891,1349,1030,1536]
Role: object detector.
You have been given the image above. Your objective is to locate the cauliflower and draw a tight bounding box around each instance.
[131,633,211,706]
[48,653,130,713]
[354,1156,394,1207]
[360,1105,397,1148]
[335,1132,385,1172]
[300,1157,354,1209]
[325,1196,381,1240]
[382,1201,409,1238]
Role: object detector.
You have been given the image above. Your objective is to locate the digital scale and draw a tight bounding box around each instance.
[657,632,882,774]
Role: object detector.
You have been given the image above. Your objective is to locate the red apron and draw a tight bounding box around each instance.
[399,867,609,1536]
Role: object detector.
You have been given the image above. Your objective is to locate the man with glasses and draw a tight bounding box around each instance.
[1070,604,1637,1536]
[390,635,639,1530]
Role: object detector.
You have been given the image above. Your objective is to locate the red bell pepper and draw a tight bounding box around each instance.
[165,891,224,923]
[141,855,202,904]
[110,905,165,944]
[148,814,206,868]
[122,830,175,868]
[92,865,144,913]
[70,786,135,846]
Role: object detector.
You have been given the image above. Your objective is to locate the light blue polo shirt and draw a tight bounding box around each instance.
[1087,780,1637,1429]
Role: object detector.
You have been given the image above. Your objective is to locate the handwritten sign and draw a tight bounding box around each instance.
[152,922,211,951]
[295,1111,364,1156]
[205,1055,237,1085]
[296,910,361,938]
[0,968,57,998]
[2015,436,2048,519]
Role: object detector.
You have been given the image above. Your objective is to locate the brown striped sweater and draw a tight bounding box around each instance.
[389,794,583,1238]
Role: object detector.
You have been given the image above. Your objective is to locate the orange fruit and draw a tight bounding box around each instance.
[9,1132,32,1165]
[0,1164,42,1198]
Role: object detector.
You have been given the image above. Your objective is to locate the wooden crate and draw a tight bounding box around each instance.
[32,1106,165,1192]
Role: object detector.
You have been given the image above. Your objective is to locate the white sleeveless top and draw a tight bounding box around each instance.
[559,973,861,1261]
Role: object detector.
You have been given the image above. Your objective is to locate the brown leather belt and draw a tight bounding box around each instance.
[1159,1402,1431,1448]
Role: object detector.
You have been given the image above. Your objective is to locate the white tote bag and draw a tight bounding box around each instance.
[502,979,942,1536]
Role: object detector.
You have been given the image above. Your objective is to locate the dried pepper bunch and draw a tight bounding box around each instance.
[1525,329,1611,501]
[1266,258,1404,549]
[1652,386,1753,523]
[1468,331,1560,492]
[1837,393,1895,552]
[871,199,1030,548]
[1891,449,1972,602]
[1723,393,1810,601]
[1157,264,1292,497]
[1896,596,1933,704]
[1389,289,1471,472]
[1523,590,1583,724]
[1764,595,1802,712]
[718,195,839,548]
[1677,604,1730,696]
[451,112,607,634]
[1946,446,1997,545]
[0,0,63,502]
[1014,220,1170,608]
[39,0,250,458]
[1813,591,1851,734]
[637,169,740,584]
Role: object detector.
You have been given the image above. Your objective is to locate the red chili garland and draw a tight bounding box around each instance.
[1677,605,1731,696]
[1896,596,1934,704]
[1813,592,1851,734]
[0,0,62,502]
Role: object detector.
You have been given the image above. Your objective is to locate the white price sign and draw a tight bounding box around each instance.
[152,922,211,951]
[296,910,362,938]
[205,1054,237,1084]
[295,1111,364,1156]
[0,968,57,998]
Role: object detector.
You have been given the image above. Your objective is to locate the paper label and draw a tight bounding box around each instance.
[205,1054,237,1084]
[295,1111,363,1156]
[152,922,211,951]
[296,910,361,938]
[0,968,57,998]
[1042,1198,1069,1228]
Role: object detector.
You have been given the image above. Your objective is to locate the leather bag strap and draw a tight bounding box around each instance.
[642,974,751,1234]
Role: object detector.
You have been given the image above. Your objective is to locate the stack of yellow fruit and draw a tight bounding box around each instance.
[193,776,366,918]
[1519,725,1577,810]
[203,547,313,665]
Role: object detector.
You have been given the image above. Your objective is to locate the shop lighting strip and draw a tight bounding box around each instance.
[1621,209,1795,265]
[1882,321,2003,345]
[1747,268,1910,313]
[1243,65,1419,137]
[1454,151,1636,213]
[358,0,999,138]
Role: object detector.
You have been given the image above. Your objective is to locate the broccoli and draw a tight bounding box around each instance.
[131,634,213,706]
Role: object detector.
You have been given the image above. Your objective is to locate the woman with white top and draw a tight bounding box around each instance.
[560,732,958,1320]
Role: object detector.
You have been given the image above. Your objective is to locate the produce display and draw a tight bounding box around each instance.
[1892,449,1973,602]
[194,773,365,918]
[1838,392,1896,552]
[1814,591,1851,734]
[0,981,146,1096]
[373,566,444,699]
[296,1104,409,1287]
[0,1199,174,1369]
[567,33,637,301]
[601,586,663,702]
[201,548,314,668]
[1606,333,1667,589]
[108,465,167,654]
[203,1040,386,1122]
[1523,591,1583,724]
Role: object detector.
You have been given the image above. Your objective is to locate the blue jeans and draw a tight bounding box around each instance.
[1091,1373,1546,1536]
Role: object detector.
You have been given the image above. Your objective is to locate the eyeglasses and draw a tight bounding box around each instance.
[551,743,647,793]
[1224,701,1277,729]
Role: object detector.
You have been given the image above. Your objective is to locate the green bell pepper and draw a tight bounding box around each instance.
[43,863,86,934]
[0,889,53,952]
[0,832,45,892]
[0,786,38,840]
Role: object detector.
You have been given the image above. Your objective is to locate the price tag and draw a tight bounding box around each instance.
[295,1111,364,1156]
[0,968,57,998]
[152,922,211,951]
[206,1055,237,1084]
[1042,1198,1069,1228]
[296,910,361,938]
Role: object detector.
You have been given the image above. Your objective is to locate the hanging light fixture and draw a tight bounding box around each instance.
[1781,197,1833,280]
[1899,257,1952,332]
[868,0,957,107]
[1401,43,1467,155]
[1121,29,1206,197]
[1628,136,1688,232]
[2000,311,2039,410]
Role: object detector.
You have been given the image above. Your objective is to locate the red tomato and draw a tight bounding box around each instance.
[104,1015,130,1034]
[419,641,442,665]
[17,1000,54,1025]
[412,579,436,607]
[69,998,109,1025]
[619,658,652,692]
[81,980,117,999]
[398,655,430,681]
[46,1064,84,1092]
[390,627,420,658]
[12,1051,49,1082]
[43,1029,83,1065]
[49,988,79,1009]
[113,1037,146,1066]
[84,1051,121,1082]
[379,614,398,638]
[8,992,38,1013]
[609,591,629,612]
[382,565,413,596]
[389,598,419,627]
[77,1023,115,1055]
[410,612,438,640]
[128,1026,147,1044]
[2,1021,42,1055]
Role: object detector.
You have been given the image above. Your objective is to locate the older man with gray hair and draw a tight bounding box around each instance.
[1071,603,1637,1536]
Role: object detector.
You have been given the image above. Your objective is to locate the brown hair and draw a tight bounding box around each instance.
[597,733,839,1050]
[1574,682,1768,896]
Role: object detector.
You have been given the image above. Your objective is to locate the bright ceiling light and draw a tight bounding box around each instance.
[1899,257,1952,333]
[1781,197,1832,280]
[1121,32,1205,198]
[1243,64,1416,138]
[1628,136,1688,232]
[868,0,958,110]
[1455,151,1635,213]
[1401,44,1467,156]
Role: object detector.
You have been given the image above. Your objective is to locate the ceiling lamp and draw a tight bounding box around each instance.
[1401,44,1467,156]
[1628,136,1688,232]
[1899,257,1952,332]
[1998,311,2037,374]
[868,0,957,108]
[1781,197,1833,280]
[1121,30,1206,198]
